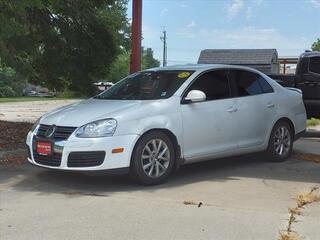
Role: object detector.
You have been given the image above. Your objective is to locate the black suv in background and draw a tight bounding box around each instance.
[296,51,320,117]
[269,51,320,118]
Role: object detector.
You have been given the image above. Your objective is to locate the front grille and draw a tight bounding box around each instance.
[33,152,62,167]
[36,124,77,140]
[67,151,105,167]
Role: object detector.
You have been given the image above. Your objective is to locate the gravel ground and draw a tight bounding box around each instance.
[0,99,81,123]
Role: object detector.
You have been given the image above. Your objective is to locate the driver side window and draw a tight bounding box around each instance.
[188,70,231,101]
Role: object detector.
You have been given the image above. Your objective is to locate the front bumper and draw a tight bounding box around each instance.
[26,131,139,171]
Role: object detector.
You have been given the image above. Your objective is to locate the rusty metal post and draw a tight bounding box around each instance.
[130,0,142,73]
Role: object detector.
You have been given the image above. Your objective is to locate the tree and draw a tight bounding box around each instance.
[107,52,130,82]
[0,63,26,97]
[107,47,160,83]
[0,0,130,96]
[142,47,160,70]
[311,39,320,51]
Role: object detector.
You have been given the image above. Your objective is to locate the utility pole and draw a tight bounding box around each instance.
[130,0,142,73]
[160,30,167,67]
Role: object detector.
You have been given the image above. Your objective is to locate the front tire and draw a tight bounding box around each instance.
[130,131,175,185]
[266,121,293,162]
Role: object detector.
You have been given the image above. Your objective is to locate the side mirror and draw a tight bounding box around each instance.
[184,90,206,103]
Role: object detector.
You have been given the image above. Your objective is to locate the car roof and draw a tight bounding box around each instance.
[299,51,320,58]
[145,64,261,73]
[147,64,225,71]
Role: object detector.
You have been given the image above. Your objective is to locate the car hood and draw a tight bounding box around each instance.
[40,99,141,127]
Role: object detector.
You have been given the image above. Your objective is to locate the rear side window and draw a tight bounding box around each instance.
[233,70,263,96]
[258,76,274,93]
[188,70,230,101]
[309,57,320,74]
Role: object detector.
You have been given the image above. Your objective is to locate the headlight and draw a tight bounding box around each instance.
[31,118,41,132]
[75,119,117,138]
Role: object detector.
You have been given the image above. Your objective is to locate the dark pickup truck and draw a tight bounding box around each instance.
[268,51,320,118]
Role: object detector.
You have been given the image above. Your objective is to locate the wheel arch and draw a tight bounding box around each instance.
[265,117,295,161]
[274,117,295,137]
[130,128,183,170]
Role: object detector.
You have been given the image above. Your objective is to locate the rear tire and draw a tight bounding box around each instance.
[130,131,175,185]
[266,121,293,162]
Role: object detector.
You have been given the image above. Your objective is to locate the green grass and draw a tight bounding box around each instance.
[0,96,77,103]
[307,118,320,127]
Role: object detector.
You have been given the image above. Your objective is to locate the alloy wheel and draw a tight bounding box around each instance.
[141,139,171,178]
[273,126,291,157]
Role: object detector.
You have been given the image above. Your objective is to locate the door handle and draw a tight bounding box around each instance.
[227,107,238,113]
[267,103,275,108]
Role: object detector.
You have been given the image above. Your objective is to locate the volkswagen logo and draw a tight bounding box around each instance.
[45,125,56,138]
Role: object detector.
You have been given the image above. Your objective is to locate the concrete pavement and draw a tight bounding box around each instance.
[1,139,320,240]
[294,138,320,155]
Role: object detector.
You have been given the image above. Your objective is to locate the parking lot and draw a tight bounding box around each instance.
[0,100,319,240]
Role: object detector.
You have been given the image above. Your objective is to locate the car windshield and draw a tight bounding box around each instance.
[94,70,194,100]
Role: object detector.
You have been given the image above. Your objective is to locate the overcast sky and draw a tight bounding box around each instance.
[127,0,320,65]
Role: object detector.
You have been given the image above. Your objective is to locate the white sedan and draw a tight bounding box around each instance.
[26,65,306,185]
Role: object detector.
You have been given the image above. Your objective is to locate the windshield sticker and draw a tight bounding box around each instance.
[178,72,191,78]
[161,92,167,97]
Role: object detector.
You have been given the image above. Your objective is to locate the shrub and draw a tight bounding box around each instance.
[307,118,320,127]
[0,86,16,97]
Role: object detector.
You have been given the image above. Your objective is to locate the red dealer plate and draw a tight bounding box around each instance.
[36,141,52,156]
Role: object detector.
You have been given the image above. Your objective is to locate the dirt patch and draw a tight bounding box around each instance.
[0,150,27,165]
[0,121,32,151]
[0,121,32,165]
[293,152,320,163]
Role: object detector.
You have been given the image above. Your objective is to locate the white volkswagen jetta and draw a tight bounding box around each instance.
[26,65,306,185]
